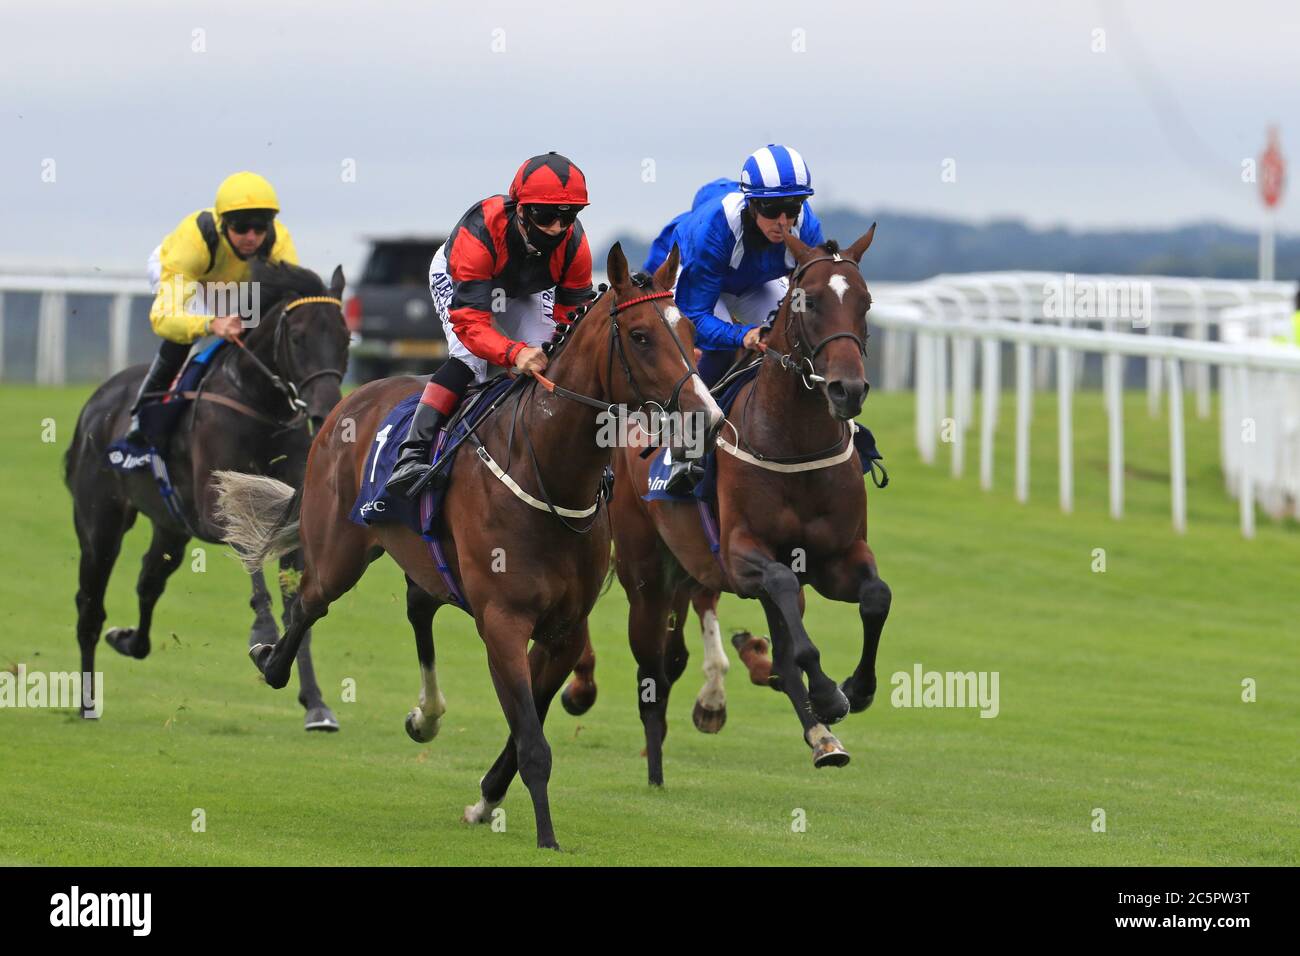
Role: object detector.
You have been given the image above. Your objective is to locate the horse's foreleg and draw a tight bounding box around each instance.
[468,606,563,850]
[691,589,729,734]
[469,629,586,831]
[818,543,891,713]
[627,581,675,787]
[278,550,337,731]
[105,524,188,661]
[559,622,597,717]
[404,575,446,743]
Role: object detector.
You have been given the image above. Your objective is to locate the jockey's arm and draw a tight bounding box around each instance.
[675,260,753,351]
[149,221,215,344]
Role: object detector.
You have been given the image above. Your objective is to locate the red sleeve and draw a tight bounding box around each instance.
[552,231,594,325]
[446,229,521,368]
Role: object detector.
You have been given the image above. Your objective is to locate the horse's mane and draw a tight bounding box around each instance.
[251,260,327,311]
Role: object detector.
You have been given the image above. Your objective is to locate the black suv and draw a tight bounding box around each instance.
[345,236,447,382]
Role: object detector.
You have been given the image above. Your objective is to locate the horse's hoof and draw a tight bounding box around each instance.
[538,840,562,851]
[692,699,726,734]
[812,686,851,726]
[405,709,440,743]
[105,627,150,660]
[841,677,876,714]
[560,681,596,717]
[731,631,774,687]
[304,706,339,732]
[249,643,274,673]
[807,726,851,768]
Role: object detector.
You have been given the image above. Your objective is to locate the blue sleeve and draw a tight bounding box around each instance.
[674,219,750,351]
[799,204,825,247]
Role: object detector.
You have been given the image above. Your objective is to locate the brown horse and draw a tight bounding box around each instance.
[568,227,891,785]
[211,244,723,849]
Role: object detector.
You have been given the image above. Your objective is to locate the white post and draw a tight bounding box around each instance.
[1238,368,1255,539]
[1057,345,1073,514]
[36,292,68,386]
[916,332,935,464]
[1147,295,1162,418]
[1190,288,1210,419]
[1167,357,1187,533]
[980,336,997,491]
[1015,341,1031,503]
[1259,215,1275,281]
[1104,347,1125,519]
[952,335,967,478]
[110,293,133,375]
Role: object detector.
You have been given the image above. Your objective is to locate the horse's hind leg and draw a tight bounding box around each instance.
[403,575,446,743]
[252,517,370,693]
[104,523,188,660]
[559,626,597,716]
[628,580,676,787]
[73,502,133,718]
[690,589,730,734]
[248,568,278,652]
[280,550,339,732]
[466,623,586,849]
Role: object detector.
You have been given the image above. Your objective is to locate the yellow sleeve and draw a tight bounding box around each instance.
[270,222,299,266]
[149,214,213,343]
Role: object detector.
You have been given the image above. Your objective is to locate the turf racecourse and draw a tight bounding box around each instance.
[1,383,1296,866]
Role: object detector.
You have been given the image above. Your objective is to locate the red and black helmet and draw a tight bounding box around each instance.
[509,152,589,207]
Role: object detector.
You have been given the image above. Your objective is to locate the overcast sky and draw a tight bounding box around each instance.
[2,0,1296,279]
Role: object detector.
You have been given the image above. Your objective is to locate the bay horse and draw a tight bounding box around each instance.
[569,227,891,784]
[64,261,350,730]
[211,244,723,849]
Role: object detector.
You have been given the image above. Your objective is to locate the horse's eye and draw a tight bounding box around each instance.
[630,330,650,346]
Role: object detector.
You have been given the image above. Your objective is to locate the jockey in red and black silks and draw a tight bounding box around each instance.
[383,151,595,499]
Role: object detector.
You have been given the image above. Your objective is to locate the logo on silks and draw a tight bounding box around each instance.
[108,448,152,469]
[358,499,387,516]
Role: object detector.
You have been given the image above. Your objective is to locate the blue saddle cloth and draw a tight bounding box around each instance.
[642,363,887,503]
[349,375,519,536]
[106,340,228,472]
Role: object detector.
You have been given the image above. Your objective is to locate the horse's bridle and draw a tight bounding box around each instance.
[229,294,346,429]
[766,252,869,391]
[537,275,698,421]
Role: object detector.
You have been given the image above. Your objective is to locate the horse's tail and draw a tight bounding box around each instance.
[211,471,303,571]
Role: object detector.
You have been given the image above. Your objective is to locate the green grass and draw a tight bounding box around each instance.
[0,383,1296,866]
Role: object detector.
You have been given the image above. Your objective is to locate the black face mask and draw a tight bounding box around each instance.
[521,215,567,256]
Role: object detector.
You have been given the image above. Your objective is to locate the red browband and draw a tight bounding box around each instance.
[610,290,674,315]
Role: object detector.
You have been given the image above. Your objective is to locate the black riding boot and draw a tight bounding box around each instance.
[664,454,706,496]
[383,358,476,499]
[124,340,190,445]
[384,400,450,499]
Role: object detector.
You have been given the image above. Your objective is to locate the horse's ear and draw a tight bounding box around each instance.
[845,223,877,263]
[653,242,680,290]
[329,265,345,298]
[783,230,813,263]
[607,242,631,290]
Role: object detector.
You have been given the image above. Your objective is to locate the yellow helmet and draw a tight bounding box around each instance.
[214,172,280,217]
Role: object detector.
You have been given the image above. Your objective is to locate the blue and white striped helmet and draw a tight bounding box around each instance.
[740,144,814,199]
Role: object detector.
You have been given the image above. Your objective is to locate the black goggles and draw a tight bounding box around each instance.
[525,204,580,227]
[225,213,273,235]
[750,196,805,220]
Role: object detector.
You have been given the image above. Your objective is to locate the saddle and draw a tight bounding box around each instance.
[106,340,229,471]
[349,373,521,537]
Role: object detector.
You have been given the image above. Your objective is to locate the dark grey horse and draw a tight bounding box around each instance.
[64,260,351,730]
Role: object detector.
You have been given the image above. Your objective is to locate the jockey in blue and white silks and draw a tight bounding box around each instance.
[643,145,825,492]
[644,144,825,388]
